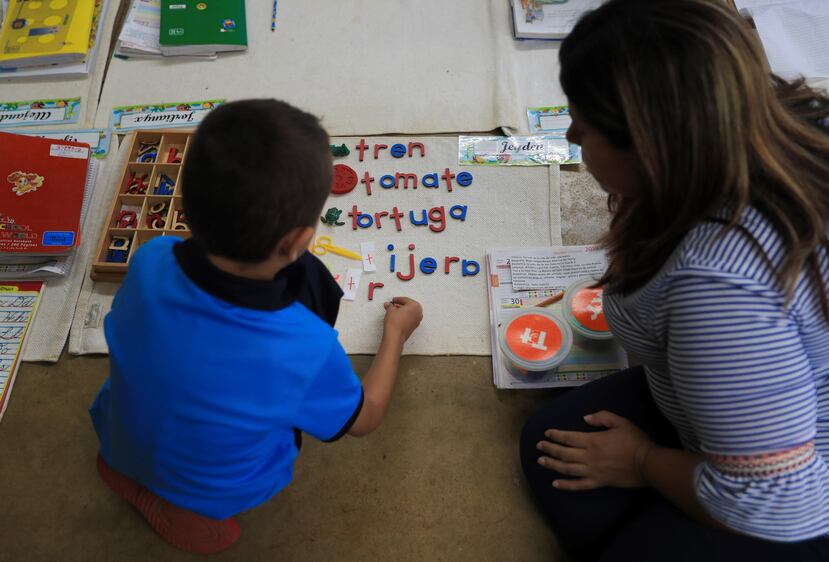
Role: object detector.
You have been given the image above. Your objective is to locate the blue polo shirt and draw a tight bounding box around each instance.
[90,237,363,519]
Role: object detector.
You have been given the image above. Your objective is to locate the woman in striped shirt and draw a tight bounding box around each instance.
[519,1,829,560]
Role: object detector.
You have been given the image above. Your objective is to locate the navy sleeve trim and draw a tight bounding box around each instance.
[322,386,364,443]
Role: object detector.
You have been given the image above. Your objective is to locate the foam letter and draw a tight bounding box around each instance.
[390,143,407,158]
[420,258,437,274]
[456,171,474,187]
[408,142,425,158]
[390,207,404,232]
[361,172,375,196]
[374,210,389,229]
[444,256,460,274]
[356,214,374,229]
[368,282,385,301]
[396,172,418,190]
[374,143,388,159]
[348,205,360,230]
[449,205,468,221]
[397,244,416,281]
[409,210,428,226]
[462,260,481,277]
[422,173,440,188]
[441,168,456,192]
[428,206,446,233]
[355,138,369,162]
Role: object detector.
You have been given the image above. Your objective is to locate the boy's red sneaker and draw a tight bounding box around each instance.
[96,453,241,554]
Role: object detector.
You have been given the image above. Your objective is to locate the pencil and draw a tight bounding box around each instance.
[271,0,278,31]
[536,291,564,307]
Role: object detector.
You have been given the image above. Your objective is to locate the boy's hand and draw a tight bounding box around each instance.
[382,297,423,343]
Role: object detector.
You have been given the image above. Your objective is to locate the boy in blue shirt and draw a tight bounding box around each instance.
[89,100,423,554]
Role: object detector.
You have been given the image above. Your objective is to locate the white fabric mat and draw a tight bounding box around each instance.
[330,136,559,355]
[94,0,522,135]
[506,41,567,134]
[67,136,131,357]
[21,149,113,362]
[0,2,119,129]
[69,136,560,356]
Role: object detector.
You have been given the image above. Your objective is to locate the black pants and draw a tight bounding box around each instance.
[519,367,829,562]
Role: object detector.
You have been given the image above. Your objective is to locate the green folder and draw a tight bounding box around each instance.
[159,0,247,56]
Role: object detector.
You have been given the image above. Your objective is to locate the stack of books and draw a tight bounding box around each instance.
[116,0,247,59]
[0,0,111,79]
[0,131,98,279]
[509,0,604,40]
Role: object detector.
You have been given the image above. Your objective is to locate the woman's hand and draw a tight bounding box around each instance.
[536,410,656,491]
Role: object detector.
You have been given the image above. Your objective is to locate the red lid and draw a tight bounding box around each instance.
[504,313,563,362]
[570,287,609,332]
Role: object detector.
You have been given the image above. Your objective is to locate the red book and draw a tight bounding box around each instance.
[0,131,91,255]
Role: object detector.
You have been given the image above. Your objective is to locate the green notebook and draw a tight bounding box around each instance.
[159,0,247,56]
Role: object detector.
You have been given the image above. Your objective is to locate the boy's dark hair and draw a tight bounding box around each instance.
[182,99,332,262]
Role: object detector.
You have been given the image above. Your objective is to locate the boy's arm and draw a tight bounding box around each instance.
[348,297,422,437]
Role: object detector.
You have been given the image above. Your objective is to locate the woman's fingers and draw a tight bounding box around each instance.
[537,440,587,463]
[544,428,591,448]
[537,455,589,477]
[553,477,601,491]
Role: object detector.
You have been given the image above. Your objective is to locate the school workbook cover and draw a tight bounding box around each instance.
[0,131,91,255]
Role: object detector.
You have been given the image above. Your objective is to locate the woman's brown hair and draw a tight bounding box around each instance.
[560,0,829,318]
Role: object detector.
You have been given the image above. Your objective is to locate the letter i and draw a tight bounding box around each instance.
[388,244,396,272]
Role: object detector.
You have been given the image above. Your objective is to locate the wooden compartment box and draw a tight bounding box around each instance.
[91,130,193,282]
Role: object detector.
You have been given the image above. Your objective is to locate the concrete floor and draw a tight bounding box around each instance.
[0,169,607,561]
[0,355,563,562]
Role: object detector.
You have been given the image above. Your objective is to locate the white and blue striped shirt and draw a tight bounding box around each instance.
[604,206,829,542]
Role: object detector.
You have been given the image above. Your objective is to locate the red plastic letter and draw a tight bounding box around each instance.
[368,282,384,301]
[374,143,388,160]
[390,206,404,232]
[355,138,369,162]
[361,172,375,196]
[408,142,425,158]
[348,205,360,230]
[374,210,389,229]
[429,207,446,233]
[444,256,460,274]
[441,168,456,192]
[397,253,415,281]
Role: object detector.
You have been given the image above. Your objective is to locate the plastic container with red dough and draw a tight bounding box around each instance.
[499,309,573,378]
[562,278,613,341]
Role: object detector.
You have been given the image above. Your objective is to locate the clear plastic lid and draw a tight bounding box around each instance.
[562,278,613,340]
[499,309,573,372]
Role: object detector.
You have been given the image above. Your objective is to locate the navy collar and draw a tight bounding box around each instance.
[173,239,342,326]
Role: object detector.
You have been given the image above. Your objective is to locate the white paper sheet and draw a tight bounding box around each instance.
[97,0,521,135]
[508,250,605,291]
[118,0,161,56]
[342,269,362,301]
[741,0,829,78]
[360,242,377,272]
[0,283,43,419]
